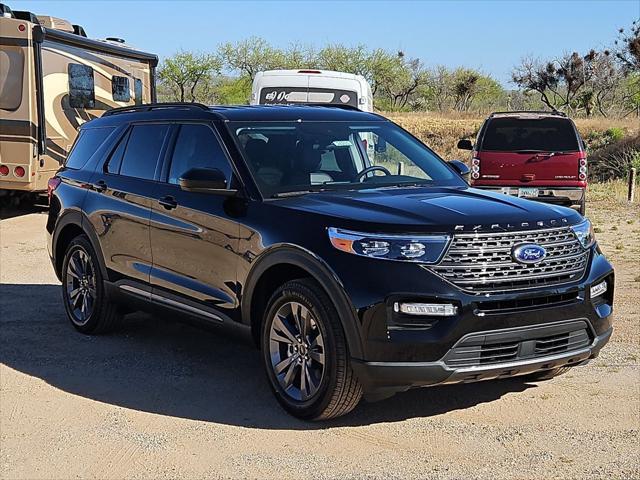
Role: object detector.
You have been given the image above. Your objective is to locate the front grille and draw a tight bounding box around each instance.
[443,322,591,368]
[429,226,589,293]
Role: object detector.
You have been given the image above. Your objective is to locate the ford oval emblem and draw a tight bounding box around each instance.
[512,243,547,264]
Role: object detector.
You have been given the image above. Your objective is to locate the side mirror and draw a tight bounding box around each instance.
[448,160,470,181]
[375,137,387,153]
[178,167,237,196]
[457,139,473,151]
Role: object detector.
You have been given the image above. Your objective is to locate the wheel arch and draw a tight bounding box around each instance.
[241,245,364,359]
[52,211,109,282]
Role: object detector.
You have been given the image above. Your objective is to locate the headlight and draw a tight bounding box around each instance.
[328,227,450,263]
[570,219,595,249]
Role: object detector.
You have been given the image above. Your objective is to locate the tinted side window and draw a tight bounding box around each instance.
[68,64,95,108]
[119,124,170,180]
[112,76,130,102]
[106,129,131,174]
[168,124,232,185]
[65,127,114,169]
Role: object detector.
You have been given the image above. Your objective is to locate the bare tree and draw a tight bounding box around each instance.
[614,20,640,74]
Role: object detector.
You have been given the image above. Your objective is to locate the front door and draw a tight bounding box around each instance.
[149,122,241,322]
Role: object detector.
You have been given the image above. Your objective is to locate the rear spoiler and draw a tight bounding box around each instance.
[489,110,567,118]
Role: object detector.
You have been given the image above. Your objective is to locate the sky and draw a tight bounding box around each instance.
[9,0,640,85]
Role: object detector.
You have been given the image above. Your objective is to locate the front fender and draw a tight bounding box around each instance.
[241,244,365,359]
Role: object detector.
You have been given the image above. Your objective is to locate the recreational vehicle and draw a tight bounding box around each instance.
[0,3,157,201]
[250,70,374,112]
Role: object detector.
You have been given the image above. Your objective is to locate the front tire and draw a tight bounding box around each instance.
[61,235,122,334]
[261,279,362,420]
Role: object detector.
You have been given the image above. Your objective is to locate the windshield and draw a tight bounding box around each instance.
[481,117,580,152]
[228,121,464,197]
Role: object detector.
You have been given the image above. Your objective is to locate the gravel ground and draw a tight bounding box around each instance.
[0,199,639,480]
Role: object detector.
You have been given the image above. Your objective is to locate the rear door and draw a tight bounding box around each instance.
[84,122,171,287]
[149,122,240,322]
[477,117,583,184]
[259,73,309,105]
[307,75,359,108]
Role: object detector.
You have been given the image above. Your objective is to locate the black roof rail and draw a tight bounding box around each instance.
[103,102,210,117]
[489,110,567,117]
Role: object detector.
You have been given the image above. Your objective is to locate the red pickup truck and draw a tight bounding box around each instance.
[458,111,587,214]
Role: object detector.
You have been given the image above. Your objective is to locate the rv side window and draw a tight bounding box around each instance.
[68,64,95,108]
[0,47,24,111]
[134,79,143,105]
[112,76,130,102]
[65,127,114,169]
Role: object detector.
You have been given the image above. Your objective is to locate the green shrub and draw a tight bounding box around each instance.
[606,127,625,142]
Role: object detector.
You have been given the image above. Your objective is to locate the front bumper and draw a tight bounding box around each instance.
[325,243,614,397]
[352,324,612,400]
[473,186,585,206]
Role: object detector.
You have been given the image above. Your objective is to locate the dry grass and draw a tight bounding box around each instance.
[589,180,639,205]
[385,112,640,160]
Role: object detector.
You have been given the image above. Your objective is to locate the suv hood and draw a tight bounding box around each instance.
[273,186,581,232]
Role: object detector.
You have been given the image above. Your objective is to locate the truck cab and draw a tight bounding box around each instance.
[458,111,587,215]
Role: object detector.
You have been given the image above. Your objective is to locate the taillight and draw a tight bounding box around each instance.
[0,165,9,176]
[579,157,587,181]
[47,177,61,203]
[14,166,25,177]
[471,157,480,180]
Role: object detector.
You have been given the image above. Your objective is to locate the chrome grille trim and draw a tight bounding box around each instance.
[429,226,589,293]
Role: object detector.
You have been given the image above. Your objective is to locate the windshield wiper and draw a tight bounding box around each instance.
[271,190,318,198]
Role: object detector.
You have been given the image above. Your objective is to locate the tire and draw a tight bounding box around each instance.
[525,366,572,381]
[61,235,122,334]
[578,197,586,216]
[261,278,362,420]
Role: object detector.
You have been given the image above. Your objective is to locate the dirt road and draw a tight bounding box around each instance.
[1,199,639,480]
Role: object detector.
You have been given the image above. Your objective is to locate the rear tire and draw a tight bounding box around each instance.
[61,235,122,334]
[261,279,362,420]
[525,366,572,381]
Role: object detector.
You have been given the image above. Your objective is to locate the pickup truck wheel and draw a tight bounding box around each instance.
[61,235,122,334]
[578,197,586,216]
[262,279,362,420]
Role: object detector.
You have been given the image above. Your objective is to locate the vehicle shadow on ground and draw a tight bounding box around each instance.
[0,283,536,430]
[0,201,48,220]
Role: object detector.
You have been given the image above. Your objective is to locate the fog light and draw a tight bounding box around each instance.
[590,280,607,298]
[394,302,458,316]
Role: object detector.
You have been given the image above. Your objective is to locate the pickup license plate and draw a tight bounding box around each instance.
[518,188,539,198]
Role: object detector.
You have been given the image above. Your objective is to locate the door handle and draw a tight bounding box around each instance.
[158,196,178,210]
[92,180,107,193]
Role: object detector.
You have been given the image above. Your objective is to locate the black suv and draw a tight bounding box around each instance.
[47,103,614,420]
